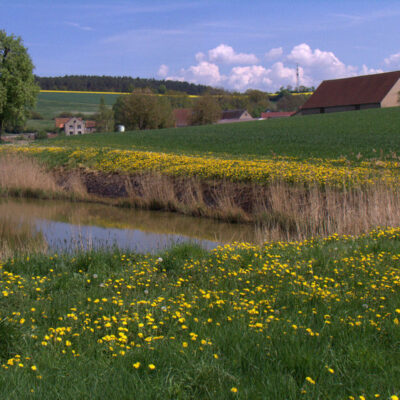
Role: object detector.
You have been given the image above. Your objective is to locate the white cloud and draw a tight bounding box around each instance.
[187,62,225,86]
[265,47,283,61]
[167,62,225,87]
[360,65,383,75]
[65,21,93,31]
[195,52,206,62]
[157,64,169,78]
[208,44,258,65]
[165,42,381,92]
[384,52,400,68]
[286,43,358,82]
[228,65,272,90]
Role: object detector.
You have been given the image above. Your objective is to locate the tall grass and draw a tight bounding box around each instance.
[123,172,400,239]
[0,154,59,197]
[0,154,86,199]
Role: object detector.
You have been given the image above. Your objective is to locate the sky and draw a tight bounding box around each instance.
[1,0,400,92]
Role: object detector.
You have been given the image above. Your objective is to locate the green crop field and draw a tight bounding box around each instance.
[34,92,119,119]
[25,92,120,132]
[42,107,400,161]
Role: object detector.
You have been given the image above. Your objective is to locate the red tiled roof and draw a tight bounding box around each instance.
[173,108,192,126]
[301,70,400,110]
[261,112,295,119]
[221,109,248,119]
[55,118,70,128]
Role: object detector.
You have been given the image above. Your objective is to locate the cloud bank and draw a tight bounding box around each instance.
[159,43,386,91]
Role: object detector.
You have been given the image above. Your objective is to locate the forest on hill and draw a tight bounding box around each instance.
[35,75,222,95]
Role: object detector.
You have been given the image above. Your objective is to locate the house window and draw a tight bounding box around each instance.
[78,131,82,134]
[69,131,74,135]
[78,125,81,129]
[69,125,73,129]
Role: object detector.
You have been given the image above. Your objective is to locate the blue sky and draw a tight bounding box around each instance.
[2,0,400,91]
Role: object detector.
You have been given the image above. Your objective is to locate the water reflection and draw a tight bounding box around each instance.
[0,198,260,254]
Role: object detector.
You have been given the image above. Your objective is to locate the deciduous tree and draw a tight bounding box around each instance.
[95,97,114,132]
[0,30,39,133]
[191,95,221,125]
[113,89,174,130]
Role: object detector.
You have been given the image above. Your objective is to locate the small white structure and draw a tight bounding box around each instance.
[117,125,125,132]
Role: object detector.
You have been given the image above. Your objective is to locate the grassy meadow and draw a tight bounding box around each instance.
[1,97,400,398]
[1,229,400,399]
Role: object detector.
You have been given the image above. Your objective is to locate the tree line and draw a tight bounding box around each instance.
[35,75,220,96]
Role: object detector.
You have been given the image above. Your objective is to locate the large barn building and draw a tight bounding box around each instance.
[299,70,400,115]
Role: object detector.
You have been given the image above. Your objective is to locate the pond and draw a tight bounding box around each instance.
[0,198,263,254]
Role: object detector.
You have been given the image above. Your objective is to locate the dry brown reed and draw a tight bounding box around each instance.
[1,153,399,241]
[0,154,87,199]
[0,153,59,195]
[122,172,400,240]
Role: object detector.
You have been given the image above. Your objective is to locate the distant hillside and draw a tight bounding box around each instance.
[35,75,223,96]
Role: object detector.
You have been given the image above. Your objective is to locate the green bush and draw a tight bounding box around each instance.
[35,130,48,140]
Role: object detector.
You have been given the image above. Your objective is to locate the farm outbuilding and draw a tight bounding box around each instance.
[218,109,253,124]
[299,70,400,115]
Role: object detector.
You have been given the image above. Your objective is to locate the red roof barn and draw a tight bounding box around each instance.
[300,70,400,115]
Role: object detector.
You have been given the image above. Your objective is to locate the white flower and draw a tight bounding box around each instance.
[144,289,149,295]
[93,274,98,279]
[157,257,163,263]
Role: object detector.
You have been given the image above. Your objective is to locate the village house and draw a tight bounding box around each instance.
[55,117,97,135]
[299,70,400,115]
[218,109,253,124]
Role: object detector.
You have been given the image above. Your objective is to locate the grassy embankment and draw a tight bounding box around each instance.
[0,228,400,399]
[3,107,400,238]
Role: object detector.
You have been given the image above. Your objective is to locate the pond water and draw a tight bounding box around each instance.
[0,198,262,254]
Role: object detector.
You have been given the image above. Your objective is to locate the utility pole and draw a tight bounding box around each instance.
[296,63,300,92]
